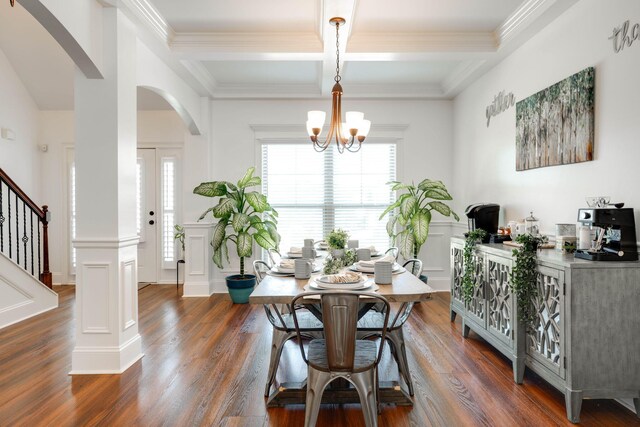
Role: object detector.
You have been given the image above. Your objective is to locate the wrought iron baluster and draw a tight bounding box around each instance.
[16,193,19,265]
[37,221,41,277]
[8,187,11,258]
[30,211,34,275]
[0,179,4,252]
[23,201,27,269]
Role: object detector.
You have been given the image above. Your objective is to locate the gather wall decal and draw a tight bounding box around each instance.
[609,20,639,53]
[485,91,515,127]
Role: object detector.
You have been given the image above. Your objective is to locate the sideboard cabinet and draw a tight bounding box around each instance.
[450,237,640,423]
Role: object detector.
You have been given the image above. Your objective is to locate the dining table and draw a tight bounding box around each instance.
[249,260,434,407]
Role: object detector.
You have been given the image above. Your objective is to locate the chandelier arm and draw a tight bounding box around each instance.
[307,17,368,154]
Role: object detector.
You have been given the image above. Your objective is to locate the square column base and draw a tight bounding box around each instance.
[70,334,143,374]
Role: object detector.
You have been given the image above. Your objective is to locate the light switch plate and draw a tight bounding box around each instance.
[1,128,16,141]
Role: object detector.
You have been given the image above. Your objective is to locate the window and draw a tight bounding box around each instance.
[161,157,178,265]
[261,143,396,252]
[69,161,76,271]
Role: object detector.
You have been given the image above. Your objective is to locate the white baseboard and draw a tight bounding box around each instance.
[70,334,143,374]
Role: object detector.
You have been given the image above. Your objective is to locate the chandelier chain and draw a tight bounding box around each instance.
[334,21,341,83]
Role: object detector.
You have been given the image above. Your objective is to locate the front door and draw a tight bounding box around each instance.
[137,148,157,284]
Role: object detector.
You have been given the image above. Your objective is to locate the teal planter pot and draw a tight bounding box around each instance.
[226,274,256,304]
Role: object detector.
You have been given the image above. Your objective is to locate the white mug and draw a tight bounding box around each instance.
[294,259,312,279]
[515,222,526,235]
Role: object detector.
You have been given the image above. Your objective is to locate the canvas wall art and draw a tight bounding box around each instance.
[515,67,594,171]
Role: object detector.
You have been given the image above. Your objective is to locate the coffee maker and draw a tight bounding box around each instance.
[465,203,500,243]
[574,207,638,261]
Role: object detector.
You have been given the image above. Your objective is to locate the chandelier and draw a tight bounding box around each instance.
[306,17,370,153]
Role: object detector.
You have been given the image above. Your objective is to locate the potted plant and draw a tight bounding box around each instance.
[326,228,349,258]
[380,179,459,282]
[193,167,280,303]
[510,233,548,329]
[173,224,185,259]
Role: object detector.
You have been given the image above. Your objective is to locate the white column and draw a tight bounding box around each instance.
[70,8,142,374]
[182,223,215,296]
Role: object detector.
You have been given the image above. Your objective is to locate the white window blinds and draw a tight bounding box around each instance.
[261,143,396,252]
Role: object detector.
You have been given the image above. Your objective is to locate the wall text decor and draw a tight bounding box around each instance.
[486,91,515,127]
[515,67,594,171]
[609,20,639,53]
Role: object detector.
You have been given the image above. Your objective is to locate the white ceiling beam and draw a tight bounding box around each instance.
[170,32,322,55]
[320,0,357,95]
[348,32,497,53]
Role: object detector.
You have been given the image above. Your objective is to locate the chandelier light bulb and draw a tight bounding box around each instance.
[357,120,371,139]
[346,111,364,132]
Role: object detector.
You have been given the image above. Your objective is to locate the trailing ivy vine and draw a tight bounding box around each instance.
[509,234,548,329]
[462,229,487,303]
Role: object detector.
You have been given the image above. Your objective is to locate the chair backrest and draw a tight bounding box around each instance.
[385,247,398,261]
[253,260,271,283]
[267,249,281,266]
[402,259,423,278]
[291,291,390,371]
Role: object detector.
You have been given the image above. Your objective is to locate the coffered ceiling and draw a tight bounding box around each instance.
[0,0,578,110]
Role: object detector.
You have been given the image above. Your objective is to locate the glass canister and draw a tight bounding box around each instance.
[525,211,539,236]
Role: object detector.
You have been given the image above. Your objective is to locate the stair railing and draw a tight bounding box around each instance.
[0,168,52,288]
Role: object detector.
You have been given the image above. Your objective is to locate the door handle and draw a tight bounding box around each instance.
[149,220,155,225]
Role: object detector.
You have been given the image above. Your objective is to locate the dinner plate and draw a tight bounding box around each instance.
[305,283,380,293]
[316,274,364,285]
[349,262,401,273]
[310,281,369,290]
[284,253,322,259]
[272,265,320,274]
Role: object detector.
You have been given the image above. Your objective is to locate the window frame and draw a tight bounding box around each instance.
[259,139,398,253]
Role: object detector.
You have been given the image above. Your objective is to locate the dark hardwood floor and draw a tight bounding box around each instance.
[0,285,637,426]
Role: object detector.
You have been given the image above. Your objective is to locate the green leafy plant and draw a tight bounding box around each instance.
[510,233,548,329]
[173,224,185,252]
[193,167,280,278]
[323,249,357,274]
[326,228,349,250]
[380,179,459,260]
[462,229,487,303]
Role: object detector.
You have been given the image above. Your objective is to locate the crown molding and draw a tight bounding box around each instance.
[494,0,557,47]
[210,82,448,100]
[121,0,175,43]
[213,84,321,99]
[180,60,217,97]
[348,32,497,53]
[170,32,323,53]
[441,59,487,95]
[345,83,445,99]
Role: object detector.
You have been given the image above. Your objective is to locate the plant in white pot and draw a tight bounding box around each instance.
[193,167,280,303]
[380,179,459,282]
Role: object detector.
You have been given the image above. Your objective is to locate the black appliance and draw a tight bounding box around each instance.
[465,203,500,243]
[574,207,638,261]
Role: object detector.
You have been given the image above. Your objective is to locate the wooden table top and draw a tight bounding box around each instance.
[249,270,434,304]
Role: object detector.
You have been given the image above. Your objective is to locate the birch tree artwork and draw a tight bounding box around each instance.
[515,67,594,171]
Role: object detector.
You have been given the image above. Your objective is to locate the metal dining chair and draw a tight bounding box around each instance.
[291,291,390,427]
[384,247,398,261]
[267,248,282,266]
[253,260,324,398]
[357,258,423,396]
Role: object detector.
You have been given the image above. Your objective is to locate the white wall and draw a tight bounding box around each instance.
[206,99,456,290]
[39,110,186,284]
[453,0,640,237]
[0,47,41,199]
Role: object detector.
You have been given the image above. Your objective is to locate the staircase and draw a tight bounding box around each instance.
[0,168,57,329]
